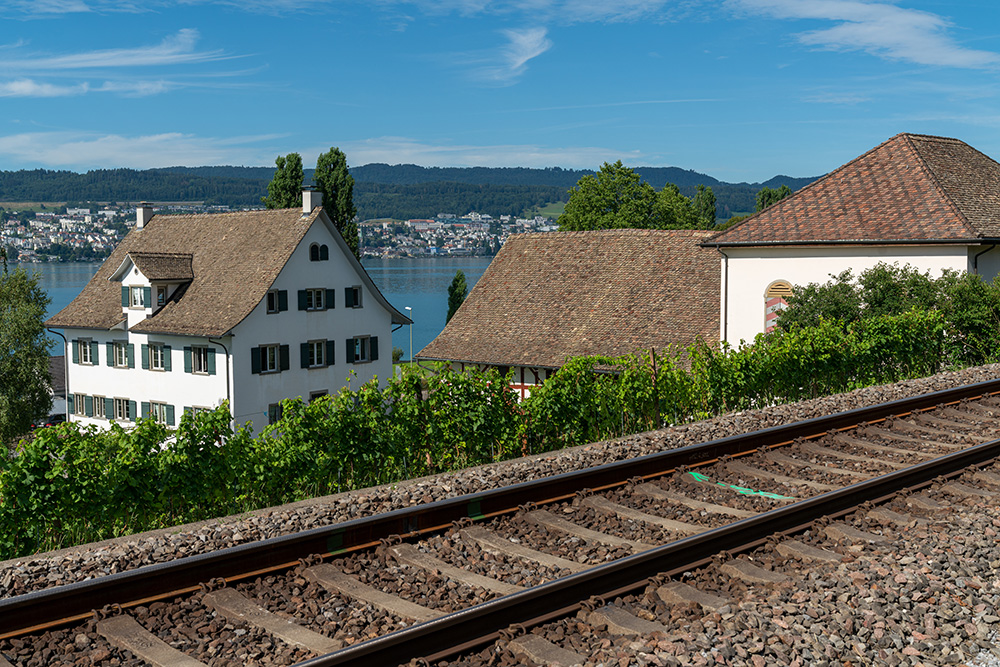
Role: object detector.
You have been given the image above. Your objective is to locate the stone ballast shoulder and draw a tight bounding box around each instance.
[2,363,1000,597]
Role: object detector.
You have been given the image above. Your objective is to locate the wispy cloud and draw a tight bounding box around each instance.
[0,131,285,169]
[0,79,88,97]
[731,0,1000,68]
[0,29,228,71]
[468,27,552,84]
[7,0,91,15]
[335,136,643,168]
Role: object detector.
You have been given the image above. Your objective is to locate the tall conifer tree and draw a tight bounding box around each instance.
[315,147,359,259]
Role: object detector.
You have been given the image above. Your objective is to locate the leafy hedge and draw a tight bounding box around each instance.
[0,308,952,559]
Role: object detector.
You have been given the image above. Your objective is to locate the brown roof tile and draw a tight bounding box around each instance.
[416,229,719,369]
[708,133,1000,246]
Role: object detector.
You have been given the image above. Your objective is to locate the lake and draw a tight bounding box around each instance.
[16,256,496,360]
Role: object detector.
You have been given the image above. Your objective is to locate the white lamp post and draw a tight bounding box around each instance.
[405,306,413,366]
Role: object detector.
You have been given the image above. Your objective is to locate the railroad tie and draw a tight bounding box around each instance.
[829,433,934,460]
[915,414,992,439]
[203,587,341,654]
[774,539,842,563]
[719,558,792,584]
[0,656,10,667]
[824,523,887,544]
[587,605,672,636]
[459,526,588,573]
[765,451,869,478]
[507,634,587,667]
[724,461,838,492]
[305,564,443,623]
[867,507,928,527]
[875,423,963,446]
[973,470,1000,488]
[906,493,947,510]
[96,615,208,667]
[656,581,732,612]
[525,509,655,553]
[940,481,995,499]
[582,496,703,535]
[388,543,523,595]
[633,483,757,518]
[798,441,907,469]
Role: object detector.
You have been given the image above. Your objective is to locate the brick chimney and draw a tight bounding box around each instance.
[303,187,322,214]
[136,202,154,229]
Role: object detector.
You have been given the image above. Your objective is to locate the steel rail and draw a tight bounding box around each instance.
[299,435,1000,666]
[1,378,998,639]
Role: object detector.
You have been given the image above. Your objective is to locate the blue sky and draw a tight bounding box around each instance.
[1,0,999,182]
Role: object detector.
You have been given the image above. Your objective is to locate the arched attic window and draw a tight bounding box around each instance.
[764,280,793,333]
[310,243,320,261]
[320,244,329,260]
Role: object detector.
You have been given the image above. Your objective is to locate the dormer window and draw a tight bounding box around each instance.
[157,286,167,307]
[129,286,149,309]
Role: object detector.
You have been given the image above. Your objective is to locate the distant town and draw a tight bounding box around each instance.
[1,203,558,263]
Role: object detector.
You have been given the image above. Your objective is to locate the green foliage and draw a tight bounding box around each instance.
[446,269,468,323]
[0,264,52,445]
[693,184,717,226]
[315,148,359,259]
[392,346,404,363]
[755,184,793,212]
[262,153,304,209]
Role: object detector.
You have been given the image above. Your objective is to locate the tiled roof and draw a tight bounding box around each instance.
[46,207,410,336]
[129,252,194,281]
[707,133,1000,246]
[416,229,719,369]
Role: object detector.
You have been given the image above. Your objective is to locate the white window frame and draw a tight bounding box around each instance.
[73,393,87,416]
[156,286,167,307]
[305,288,325,311]
[191,346,210,374]
[94,395,106,419]
[309,390,328,403]
[129,285,145,309]
[113,341,128,368]
[150,402,168,424]
[347,285,362,308]
[353,336,370,363]
[150,343,165,371]
[78,339,93,365]
[266,289,280,314]
[261,344,279,373]
[113,397,129,421]
[307,340,325,368]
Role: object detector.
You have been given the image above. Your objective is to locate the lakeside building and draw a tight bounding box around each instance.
[704,133,1000,345]
[46,189,410,435]
[416,228,719,399]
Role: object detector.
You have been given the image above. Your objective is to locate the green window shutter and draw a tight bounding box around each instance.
[300,343,310,369]
[183,347,192,373]
[163,345,172,371]
[106,342,113,366]
[370,336,379,362]
[127,344,135,368]
[68,394,75,413]
[326,289,335,309]
[251,347,261,374]
[207,348,216,375]
[298,290,308,310]
[166,405,175,426]
[278,290,288,312]
[326,339,335,366]
[129,400,137,422]
[104,397,114,418]
[121,286,128,307]
[344,287,355,308]
[141,344,149,369]
[143,286,151,307]
[279,344,290,371]
[90,341,98,363]
[71,339,79,364]
[85,396,94,417]
[141,402,150,420]
[346,338,353,364]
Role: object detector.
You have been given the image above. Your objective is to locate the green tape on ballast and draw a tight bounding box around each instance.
[687,471,795,500]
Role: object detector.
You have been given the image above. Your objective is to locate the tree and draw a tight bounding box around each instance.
[0,250,53,445]
[693,184,717,226]
[653,183,700,229]
[558,161,658,231]
[447,270,468,323]
[755,184,793,212]
[262,153,304,209]
[315,147,359,259]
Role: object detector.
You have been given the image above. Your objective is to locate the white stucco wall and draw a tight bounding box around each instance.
[720,244,977,346]
[231,219,394,433]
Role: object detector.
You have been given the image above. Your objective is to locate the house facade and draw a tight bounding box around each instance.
[416,228,719,399]
[46,190,410,435]
[704,133,1000,345]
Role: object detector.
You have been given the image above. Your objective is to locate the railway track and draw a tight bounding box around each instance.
[4,379,1000,666]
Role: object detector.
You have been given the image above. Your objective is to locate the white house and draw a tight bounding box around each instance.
[46,189,411,435]
[703,133,1000,345]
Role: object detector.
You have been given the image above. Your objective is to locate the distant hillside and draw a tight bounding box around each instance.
[0,164,818,220]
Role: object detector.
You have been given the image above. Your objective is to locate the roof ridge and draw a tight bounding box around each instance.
[901,134,980,238]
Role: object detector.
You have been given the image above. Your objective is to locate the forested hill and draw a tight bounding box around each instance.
[0,164,817,220]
